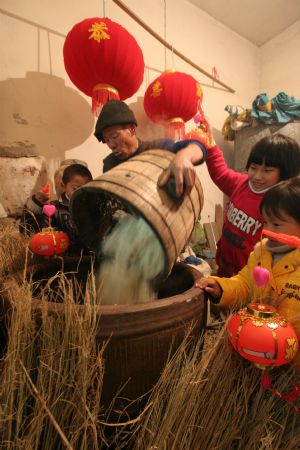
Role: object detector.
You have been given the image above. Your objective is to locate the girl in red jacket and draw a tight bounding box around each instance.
[206,133,300,276]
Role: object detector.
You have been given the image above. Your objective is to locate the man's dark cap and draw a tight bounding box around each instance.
[94,100,137,142]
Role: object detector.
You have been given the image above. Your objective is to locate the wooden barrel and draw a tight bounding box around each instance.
[70,149,204,276]
[2,257,207,418]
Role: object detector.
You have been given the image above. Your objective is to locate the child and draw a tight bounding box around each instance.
[196,176,300,368]
[54,158,89,198]
[20,163,93,254]
[206,132,300,276]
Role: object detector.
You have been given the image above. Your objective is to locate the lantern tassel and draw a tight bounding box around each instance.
[261,373,300,415]
[92,84,120,116]
[165,117,185,141]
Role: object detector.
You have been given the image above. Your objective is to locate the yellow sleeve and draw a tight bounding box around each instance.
[210,251,257,309]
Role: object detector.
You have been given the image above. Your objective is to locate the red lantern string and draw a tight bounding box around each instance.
[261,373,300,415]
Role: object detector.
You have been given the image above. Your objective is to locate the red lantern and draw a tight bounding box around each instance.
[63,17,144,115]
[228,303,298,369]
[30,228,70,256]
[144,70,199,140]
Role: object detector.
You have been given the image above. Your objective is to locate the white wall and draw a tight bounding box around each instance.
[0,0,261,221]
[260,20,300,98]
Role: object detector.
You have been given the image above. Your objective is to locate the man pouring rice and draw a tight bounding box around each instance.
[94,100,207,197]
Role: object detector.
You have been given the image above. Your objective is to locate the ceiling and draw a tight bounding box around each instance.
[188,0,300,46]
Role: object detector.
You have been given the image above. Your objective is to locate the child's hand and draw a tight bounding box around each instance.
[34,190,50,204]
[194,277,222,299]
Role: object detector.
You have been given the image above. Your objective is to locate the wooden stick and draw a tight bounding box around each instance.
[19,359,75,450]
[112,0,235,93]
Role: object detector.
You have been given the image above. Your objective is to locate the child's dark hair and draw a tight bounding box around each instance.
[62,164,92,184]
[246,134,300,180]
[260,176,300,225]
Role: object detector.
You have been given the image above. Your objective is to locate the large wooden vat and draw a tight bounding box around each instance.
[70,149,204,276]
[2,257,207,418]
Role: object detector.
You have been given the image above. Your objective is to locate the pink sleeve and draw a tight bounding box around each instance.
[206,144,247,197]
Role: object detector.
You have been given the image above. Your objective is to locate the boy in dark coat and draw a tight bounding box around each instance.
[20,164,93,254]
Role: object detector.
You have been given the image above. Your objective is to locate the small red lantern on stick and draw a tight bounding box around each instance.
[29,184,70,256]
[144,70,199,140]
[63,17,144,115]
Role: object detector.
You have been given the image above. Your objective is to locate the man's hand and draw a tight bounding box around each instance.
[194,277,222,299]
[158,143,204,197]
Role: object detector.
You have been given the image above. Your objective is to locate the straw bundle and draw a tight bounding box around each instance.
[127,324,300,449]
[0,273,114,449]
[0,222,42,280]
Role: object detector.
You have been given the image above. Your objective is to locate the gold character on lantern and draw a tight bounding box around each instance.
[151,81,163,97]
[88,22,111,42]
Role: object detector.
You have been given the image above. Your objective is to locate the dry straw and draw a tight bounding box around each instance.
[0,223,28,278]
[126,324,300,449]
[0,222,43,281]
[0,271,113,449]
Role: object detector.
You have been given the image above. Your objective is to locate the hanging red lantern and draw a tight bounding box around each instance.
[144,70,199,140]
[228,303,298,369]
[63,17,144,115]
[30,228,70,256]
